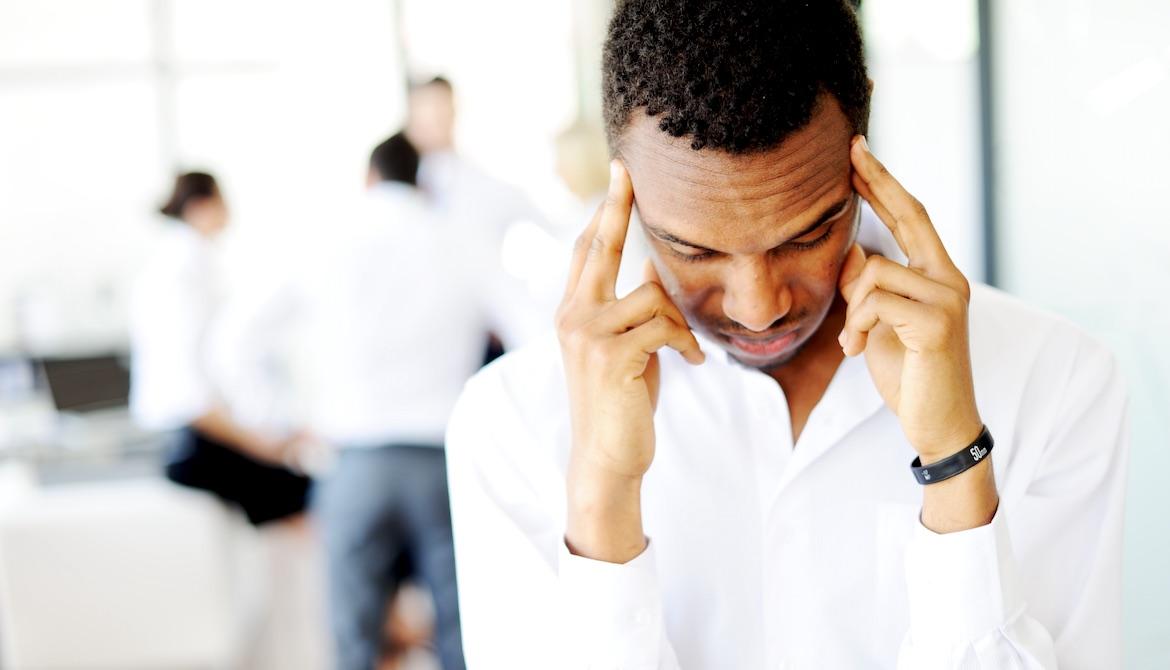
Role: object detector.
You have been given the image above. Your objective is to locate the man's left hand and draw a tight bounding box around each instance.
[838,135,984,465]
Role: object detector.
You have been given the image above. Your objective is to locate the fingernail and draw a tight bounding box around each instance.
[858,135,870,153]
[609,160,621,182]
[837,329,847,346]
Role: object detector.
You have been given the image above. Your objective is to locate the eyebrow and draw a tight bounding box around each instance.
[643,196,854,253]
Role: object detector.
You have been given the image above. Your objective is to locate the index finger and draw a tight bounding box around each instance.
[563,196,605,303]
[575,160,634,301]
[850,136,954,273]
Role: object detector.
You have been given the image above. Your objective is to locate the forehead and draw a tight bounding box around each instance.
[620,96,854,252]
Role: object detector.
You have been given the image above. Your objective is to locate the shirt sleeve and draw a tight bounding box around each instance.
[446,365,682,670]
[898,338,1128,669]
[559,541,680,669]
[899,511,1058,668]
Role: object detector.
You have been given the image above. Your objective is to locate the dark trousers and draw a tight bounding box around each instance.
[315,444,465,670]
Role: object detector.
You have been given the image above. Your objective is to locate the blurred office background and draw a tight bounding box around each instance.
[0,0,1166,668]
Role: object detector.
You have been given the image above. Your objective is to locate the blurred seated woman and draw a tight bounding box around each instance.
[129,171,310,525]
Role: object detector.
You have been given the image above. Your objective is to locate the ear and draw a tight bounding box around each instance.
[643,257,661,285]
[838,243,867,300]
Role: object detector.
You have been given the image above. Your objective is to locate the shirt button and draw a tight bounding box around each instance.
[774,659,792,670]
[633,610,652,625]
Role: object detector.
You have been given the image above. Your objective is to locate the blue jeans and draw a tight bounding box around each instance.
[315,445,464,670]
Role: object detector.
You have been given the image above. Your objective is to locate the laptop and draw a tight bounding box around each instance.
[37,354,157,450]
[39,355,132,414]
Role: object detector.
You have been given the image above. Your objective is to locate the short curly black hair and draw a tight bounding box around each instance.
[602,0,870,154]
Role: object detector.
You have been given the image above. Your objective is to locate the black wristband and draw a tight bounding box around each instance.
[910,426,994,485]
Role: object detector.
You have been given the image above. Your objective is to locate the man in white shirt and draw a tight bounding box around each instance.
[406,76,555,365]
[444,1,1128,668]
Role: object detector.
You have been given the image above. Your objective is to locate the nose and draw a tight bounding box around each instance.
[721,256,792,332]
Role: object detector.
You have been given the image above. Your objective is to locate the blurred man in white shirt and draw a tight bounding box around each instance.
[406,76,547,249]
[406,75,553,369]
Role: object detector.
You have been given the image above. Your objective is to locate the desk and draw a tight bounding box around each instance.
[0,396,169,486]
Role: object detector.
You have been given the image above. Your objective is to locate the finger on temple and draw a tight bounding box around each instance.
[850,138,952,270]
[851,172,905,256]
[563,202,605,303]
[578,160,635,300]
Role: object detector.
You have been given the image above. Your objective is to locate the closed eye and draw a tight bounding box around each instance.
[666,222,835,260]
[787,222,837,250]
[648,194,852,261]
[669,245,718,262]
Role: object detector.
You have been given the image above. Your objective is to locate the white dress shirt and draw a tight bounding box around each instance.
[129,224,220,430]
[445,284,1129,669]
[209,183,546,449]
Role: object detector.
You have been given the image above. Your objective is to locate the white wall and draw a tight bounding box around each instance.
[0,0,584,357]
[864,0,985,283]
[0,0,405,355]
[993,1,1170,667]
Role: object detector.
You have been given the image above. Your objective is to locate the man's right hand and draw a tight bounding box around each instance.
[556,160,704,563]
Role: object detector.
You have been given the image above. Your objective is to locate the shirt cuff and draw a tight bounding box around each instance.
[558,539,665,669]
[904,509,1025,644]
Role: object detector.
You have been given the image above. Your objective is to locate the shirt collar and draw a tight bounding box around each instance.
[693,329,887,478]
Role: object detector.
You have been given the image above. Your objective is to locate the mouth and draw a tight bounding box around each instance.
[723,329,800,360]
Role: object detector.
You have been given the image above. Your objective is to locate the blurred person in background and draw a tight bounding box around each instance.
[406,75,547,247]
[551,118,651,302]
[554,119,611,212]
[129,172,311,527]
[211,132,544,670]
[406,75,552,365]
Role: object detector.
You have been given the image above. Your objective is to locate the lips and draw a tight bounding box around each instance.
[725,330,799,359]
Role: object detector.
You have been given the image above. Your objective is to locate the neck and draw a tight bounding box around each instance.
[768,296,848,444]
